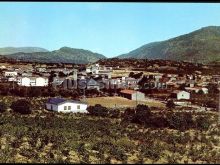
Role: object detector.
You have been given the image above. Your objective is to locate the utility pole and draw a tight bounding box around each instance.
[134,87,139,107]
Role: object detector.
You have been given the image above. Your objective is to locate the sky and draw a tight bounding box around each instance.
[0,2,220,58]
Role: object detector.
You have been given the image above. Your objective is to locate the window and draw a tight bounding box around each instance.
[77,105,80,109]
[68,106,71,110]
[64,106,67,110]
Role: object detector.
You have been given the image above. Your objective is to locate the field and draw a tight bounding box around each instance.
[0,96,219,163]
[0,109,220,163]
[84,96,165,108]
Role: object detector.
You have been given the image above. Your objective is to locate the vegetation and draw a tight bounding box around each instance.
[0,47,48,55]
[4,47,106,64]
[166,100,176,109]
[0,101,7,113]
[0,101,218,163]
[117,26,220,64]
[10,99,31,114]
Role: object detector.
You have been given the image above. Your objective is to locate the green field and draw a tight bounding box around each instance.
[0,107,219,163]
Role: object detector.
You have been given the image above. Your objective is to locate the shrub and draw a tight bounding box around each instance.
[150,115,169,128]
[0,101,7,113]
[195,116,212,131]
[109,109,121,118]
[133,104,151,125]
[166,100,175,109]
[10,99,32,114]
[167,112,189,131]
[87,104,109,117]
[29,87,42,97]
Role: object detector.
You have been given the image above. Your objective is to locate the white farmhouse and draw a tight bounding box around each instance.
[17,76,48,87]
[4,71,17,77]
[46,98,88,113]
[171,90,190,100]
[185,87,208,94]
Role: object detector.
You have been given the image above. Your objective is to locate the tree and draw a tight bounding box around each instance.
[133,72,143,79]
[58,71,66,78]
[166,112,194,131]
[129,72,134,78]
[109,109,120,118]
[18,87,28,97]
[205,100,217,109]
[133,104,151,125]
[138,75,149,87]
[197,89,204,95]
[87,104,109,117]
[122,108,136,122]
[166,100,175,109]
[29,87,42,97]
[49,71,56,82]
[10,99,32,114]
[178,84,186,90]
[0,101,7,113]
[195,116,211,131]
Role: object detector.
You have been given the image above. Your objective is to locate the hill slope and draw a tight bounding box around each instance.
[117,26,220,64]
[0,47,49,55]
[5,47,106,64]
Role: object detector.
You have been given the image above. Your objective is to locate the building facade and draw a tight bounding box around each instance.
[46,98,88,113]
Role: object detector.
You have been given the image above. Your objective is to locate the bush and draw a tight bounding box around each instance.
[10,99,32,114]
[205,100,217,109]
[29,87,42,97]
[166,112,194,131]
[133,104,151,125]
[166,100,175,109]
[109,109,121,118]
[150,115,169,128]
[122,108,136,122]
[87,104,109,117]
[195,116,212,131]
[0,101,7,113]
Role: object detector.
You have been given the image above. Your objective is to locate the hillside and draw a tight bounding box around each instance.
[117,26,220,64]
[0,47,49,55]
[4,47,106,64]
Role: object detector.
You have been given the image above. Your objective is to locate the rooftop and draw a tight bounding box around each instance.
[120,89,140,95]
[47,98,87,105]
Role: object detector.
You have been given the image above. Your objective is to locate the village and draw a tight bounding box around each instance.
[0,59,219,113]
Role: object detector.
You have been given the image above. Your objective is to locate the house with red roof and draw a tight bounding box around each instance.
[120,89,145,101]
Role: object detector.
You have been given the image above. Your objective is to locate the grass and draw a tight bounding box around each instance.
[84,96,165,108]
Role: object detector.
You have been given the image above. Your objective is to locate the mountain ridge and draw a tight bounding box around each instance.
[0,47,49,55]
[3,47,107,64]
[117,26,220,64]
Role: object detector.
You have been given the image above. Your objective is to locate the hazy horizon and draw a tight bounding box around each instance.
[0,2,220,57]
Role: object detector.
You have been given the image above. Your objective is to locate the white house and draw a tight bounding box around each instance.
[171,90,190,100]
[46,98,88,113]
[17,76,48,87]
[4,71,17,77]
[185,87,208,94]
[120,89,145,101]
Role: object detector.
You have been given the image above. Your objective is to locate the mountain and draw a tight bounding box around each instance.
[117,26,220,64]
[4,47,106,64]
[0,47,49,55]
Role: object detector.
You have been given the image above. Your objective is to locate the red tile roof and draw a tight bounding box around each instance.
[120,89,136,95]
